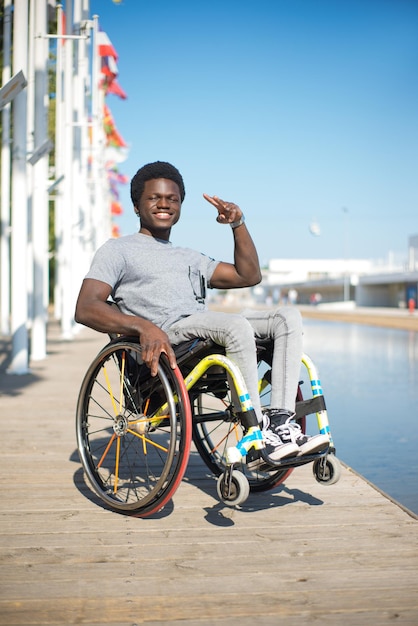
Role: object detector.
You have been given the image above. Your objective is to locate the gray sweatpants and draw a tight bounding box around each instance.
[167,307,303,422]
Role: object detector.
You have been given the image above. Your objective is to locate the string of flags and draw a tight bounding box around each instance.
[97,28,129,237]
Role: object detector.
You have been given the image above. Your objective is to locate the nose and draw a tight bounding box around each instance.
[156,196,169,209]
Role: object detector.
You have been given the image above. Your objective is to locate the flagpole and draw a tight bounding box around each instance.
[53,3,64,321]
[30,0,50,360]
[0,0,12,336]
[26,0,35,327]
[91,14,109,250]
[8,0,29,374]
[81,0,95,263]
[72,0,92,330]
[60,0,75,339]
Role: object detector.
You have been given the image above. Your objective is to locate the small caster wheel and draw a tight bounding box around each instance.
[217,470,250,506]
[313,454,341,485]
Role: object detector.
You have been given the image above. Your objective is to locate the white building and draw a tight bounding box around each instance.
[267,258,374,286]
[211,236,418,309]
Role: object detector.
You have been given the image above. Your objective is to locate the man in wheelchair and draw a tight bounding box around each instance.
[75,161,328,469]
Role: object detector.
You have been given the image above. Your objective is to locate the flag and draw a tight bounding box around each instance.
[103,104,127,147]
[97,31,118,60]
[106,161,128,231]
[111,224,121,238]
[61,10,67,45]
[106,164,129,184]
[100,55,119,79]
[96,29,128,237]
[111,201,123,215]
[106,79,127,100]
[104,146,129,163]
[109,185,120,201]
[97,30,127,99]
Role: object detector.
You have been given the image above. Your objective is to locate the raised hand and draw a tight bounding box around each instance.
[203,193,243,225]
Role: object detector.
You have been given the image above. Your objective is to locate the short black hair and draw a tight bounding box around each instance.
[130,161,186,207]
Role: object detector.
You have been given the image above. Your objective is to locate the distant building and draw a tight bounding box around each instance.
[210,237,418,309]
[267,258,373,285]
[255,258,371,306]
[409,235,418,271]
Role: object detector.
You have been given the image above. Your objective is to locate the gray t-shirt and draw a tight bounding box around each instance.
[85,233,220,331]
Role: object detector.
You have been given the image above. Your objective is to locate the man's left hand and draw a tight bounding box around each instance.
[203,194,242,225]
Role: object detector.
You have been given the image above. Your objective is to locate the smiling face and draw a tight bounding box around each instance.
[137,178,182,239]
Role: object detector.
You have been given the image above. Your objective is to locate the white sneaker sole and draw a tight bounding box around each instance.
[297,434,329,456]
[246,442,299,470]
[268,442,300,461]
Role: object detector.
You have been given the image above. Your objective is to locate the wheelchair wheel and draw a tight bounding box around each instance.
[217,470,250,507]
[76,339,192,517]
[191,357,303,492]
[313,453,341,485]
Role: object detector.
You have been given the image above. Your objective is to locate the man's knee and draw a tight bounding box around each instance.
[273,306,303,332]
[223,314,257,348]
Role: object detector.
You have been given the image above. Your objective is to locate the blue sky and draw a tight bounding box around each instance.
[89,0,418,266]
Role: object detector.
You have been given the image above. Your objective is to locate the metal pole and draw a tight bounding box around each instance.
[9,0,29,374]
[72,0,92,331]
[80,0,94,262]
[91,14,109,250]
[90,14,101,250]
[60,0,75,339]
[342,207,349,302]
[31,0,49,360]
[26,0,35,326]
[0,0,12,336]
[53,3,64,321]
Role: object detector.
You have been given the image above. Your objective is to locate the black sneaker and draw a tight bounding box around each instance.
[246,418,299,470]
[266,409,329,456]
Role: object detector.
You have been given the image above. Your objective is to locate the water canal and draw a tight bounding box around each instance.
[301,319,418,515]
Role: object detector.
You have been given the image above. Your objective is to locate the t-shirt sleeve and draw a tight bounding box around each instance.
[203,255,220,288]
[84,240,125,289]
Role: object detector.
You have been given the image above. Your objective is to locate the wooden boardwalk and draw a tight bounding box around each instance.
[1,322,418,625]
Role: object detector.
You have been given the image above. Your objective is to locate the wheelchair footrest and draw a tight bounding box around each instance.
[247,445,330,471]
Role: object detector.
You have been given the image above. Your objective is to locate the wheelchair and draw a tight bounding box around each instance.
[76,334,341,517]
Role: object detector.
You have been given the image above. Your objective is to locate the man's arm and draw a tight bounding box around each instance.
[75,278,177,375]
[203,194,262,289]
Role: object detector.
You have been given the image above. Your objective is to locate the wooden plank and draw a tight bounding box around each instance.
[1,590,418,626]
